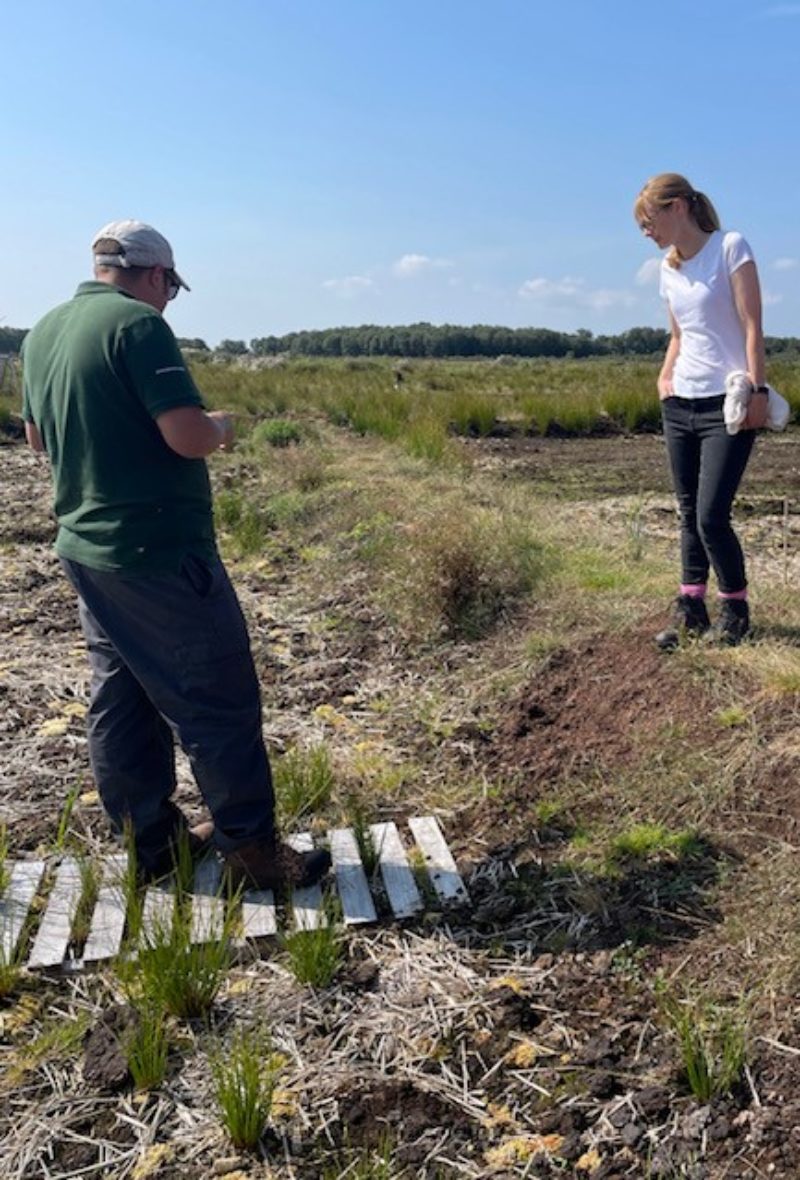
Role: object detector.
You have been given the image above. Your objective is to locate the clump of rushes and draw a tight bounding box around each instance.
[72,855,101,945]
[342,794,380,877]
[53,781,82,852]
[212,1027,283,1151]
[273,744,335,825]
[124,1000,171,1091]
[214,489,271,557]
[119,848,235,1020]
[282,895,343,988]
[658,986,749,1101]
[393,506,543,640]
[251,418,303,448]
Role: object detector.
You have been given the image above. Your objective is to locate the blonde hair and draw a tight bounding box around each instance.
[634,173,720,269]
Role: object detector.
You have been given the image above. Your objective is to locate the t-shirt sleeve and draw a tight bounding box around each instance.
[119,314,205,419]
[723,231,754,276]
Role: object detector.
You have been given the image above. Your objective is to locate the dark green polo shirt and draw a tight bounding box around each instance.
[21,282,217,572]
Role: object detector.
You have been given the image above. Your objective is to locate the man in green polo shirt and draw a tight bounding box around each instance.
[21,220,330,891]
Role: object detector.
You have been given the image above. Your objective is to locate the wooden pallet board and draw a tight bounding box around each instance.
[329,827,378,925]
[81,854,128,966]
[27,858,82,969]
[0,860,45,963]
[5,815,467,971]
[370,821,423,920]
[407,816,469,905]
[287,832,325,931]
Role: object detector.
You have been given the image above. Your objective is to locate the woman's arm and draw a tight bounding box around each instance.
[658,309,681,399]
[731,260,767,429]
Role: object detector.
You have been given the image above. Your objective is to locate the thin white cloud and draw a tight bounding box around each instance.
[763,290,783,306]
[392,253,453,277]
[636,258,661,286]
[772,257,798,270]
[321,275,375,297]
[518,275,636,310]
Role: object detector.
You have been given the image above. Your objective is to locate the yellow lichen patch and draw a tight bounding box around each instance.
[489,974,525,995]
[313,704,352,729]
[483,1101,517,1130]
[224,977,254,998]
[271,1086,299,1119]
[37,717,69,737]
[79,790,99,805]
[484,1134,564,1168]
[506,1039,544,1067]
[131,1144,175,1179]
[576,1147,603,1173]
[2,993,43,1034]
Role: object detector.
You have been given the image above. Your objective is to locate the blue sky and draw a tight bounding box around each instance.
[3,0,800,345]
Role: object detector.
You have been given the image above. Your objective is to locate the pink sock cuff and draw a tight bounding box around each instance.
[718,589,748,601]
[680,583,707,598]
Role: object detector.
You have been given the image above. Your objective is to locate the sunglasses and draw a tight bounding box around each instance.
[164,269,180,301]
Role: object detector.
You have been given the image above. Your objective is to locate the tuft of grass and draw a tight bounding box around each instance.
[211,1027,283,1151]
[716,704,749,728]
[53,781,82,852]
[658,986,749,1101]
[391,506,543,640]
[282,895,343,988]
[124,1001,171,1091]
[72,855,101,944]
[251,418,303,447]
[119,860,235,1019]
[607,823,704,867]
[215,489,271,557]
[273,744,335,825]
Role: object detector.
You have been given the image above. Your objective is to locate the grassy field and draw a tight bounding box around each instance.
[3,357,800,1176]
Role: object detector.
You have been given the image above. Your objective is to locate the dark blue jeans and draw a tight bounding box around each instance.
[61,555,275,874]
[661,395,755,593]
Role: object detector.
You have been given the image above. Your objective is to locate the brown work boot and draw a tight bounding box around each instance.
[223,839,332,892]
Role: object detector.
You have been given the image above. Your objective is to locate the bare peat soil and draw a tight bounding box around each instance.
[3,427,800,1178]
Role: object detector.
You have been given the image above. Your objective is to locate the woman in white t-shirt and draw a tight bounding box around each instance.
[634,172,767,648]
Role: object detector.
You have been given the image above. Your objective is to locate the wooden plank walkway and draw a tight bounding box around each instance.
[1,816,467,973]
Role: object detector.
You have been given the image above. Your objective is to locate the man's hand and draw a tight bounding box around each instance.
[207,410,235,451]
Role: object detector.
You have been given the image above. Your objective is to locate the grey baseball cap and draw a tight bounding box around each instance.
[91,219,190,291]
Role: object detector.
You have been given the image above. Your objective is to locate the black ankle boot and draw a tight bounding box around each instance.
[655,594,711,651]
[705,599,750,647]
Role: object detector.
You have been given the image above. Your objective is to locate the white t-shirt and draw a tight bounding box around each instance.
[659,230,754,398]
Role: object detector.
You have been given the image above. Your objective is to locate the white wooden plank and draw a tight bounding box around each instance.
[191,856,225,943]
[81,854,128,965]
[141,882,174,945]
[370,822,422,920]
[0,860,45,963]
[240,886,277,940]
[408,816,469,905]
[27,858,82,969]
[329,828,377,925]
[287,832,324,931]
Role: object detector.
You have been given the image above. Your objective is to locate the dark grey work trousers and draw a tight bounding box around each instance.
[60,554,275,874]
[661,395,756,593]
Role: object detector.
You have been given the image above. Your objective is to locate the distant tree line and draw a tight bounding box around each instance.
[3,322,800,359]
[246,324,800,359]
